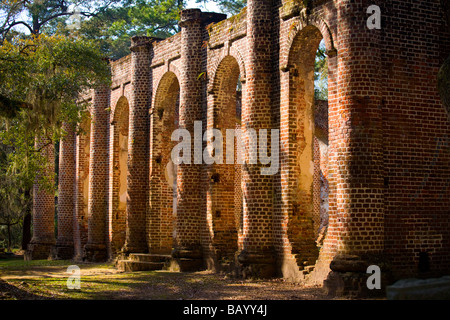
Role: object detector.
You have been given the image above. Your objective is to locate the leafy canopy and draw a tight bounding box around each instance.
[0,34,110,192]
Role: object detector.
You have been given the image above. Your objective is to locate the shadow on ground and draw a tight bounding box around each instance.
[0,254,334,300]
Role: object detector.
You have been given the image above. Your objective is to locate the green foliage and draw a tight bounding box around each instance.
[0,0,124,40]
[0,34,111,130]
[0,141,32,251]
[314,40,328,101]
[75,0,186,60]
[0,34,110,247]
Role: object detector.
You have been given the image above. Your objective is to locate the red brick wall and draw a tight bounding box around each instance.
[205,55,240,270]
[53,122,76,259]
[380,0,450,278]
[108,56,132,259]
[84,87,110,262]
[172,9,206,263]
[122,37,152,254]
[25,137,55,260]
[37,0,450,293]
[73,111,91,260]
[149,71,179,254]
[108,97,129,257]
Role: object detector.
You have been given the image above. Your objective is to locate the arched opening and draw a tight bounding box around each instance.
[312,40,329,249]
[149,72,180,254]
[74,112,91,259]
[287,25,329,276]
[206,55,242,271]
[110,96,129,255]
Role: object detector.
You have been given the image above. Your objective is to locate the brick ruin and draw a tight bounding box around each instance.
[24,0,450,297]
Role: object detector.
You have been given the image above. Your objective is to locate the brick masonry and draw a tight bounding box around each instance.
[25,137,56,261]
[52,122,76,260]
[28,0,450,297]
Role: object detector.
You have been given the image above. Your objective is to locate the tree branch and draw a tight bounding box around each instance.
[0,21,34,40]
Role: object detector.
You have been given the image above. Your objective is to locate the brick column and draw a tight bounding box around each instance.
[171,9,205,271]
[236,0,275,278]
[122,36,152,254]
[25,139,55,260]
[73,118,90,261]
[52,122,76,259]
[324,0,385,297]
[84,87,110,262]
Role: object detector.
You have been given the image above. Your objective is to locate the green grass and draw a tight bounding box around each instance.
[0,256,195,299]
[6,275,143,299]
[0,257,73,270]
[0,256,137,299]
[0,256,113,270]
[3,269,196,300]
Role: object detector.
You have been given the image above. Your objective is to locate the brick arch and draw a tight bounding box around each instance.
[151,67,181,112]
[282,12,335,71]
[281,23,332,279]
[148,71,180,254]
[205,55,241,271]
[208,47,246,93]
[73,110,92,260]
[109,96,129,256]
[112,96,129,125]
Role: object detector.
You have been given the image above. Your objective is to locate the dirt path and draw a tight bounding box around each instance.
[0,256,335,300]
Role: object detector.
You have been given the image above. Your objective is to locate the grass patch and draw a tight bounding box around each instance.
[0,257,73,270]
[0,255,114,271]
[4,270,185,299]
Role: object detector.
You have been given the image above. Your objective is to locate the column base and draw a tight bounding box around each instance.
[237,250,276,279]
[171,246,203,272]
[51,244,74,260]
[121,243,148,255]
[24,243,54,261]
[84,243,107,262]
[324,254,391,298]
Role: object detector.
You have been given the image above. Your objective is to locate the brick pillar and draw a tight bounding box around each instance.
[324,0,385,297]
[84,87,110,262]
[73,117,90,261]
[25,138,55,260]
[171,9,205,271]
[52,122,76,259]
[122,36,152,254]
[236,0,275,278]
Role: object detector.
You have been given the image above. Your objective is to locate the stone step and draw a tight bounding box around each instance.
[117,260,166,272]
[304,265,315,274]
[129,253,172,263]
[168,258,203,272]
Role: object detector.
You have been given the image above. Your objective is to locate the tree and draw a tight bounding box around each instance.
[0,0,123,41]
[76,0,186,60]
[0,139,32,252]
[0,170,31,252]
[0,0,190,250]
[314,40,328,101]
[0,34,111,131]
[0,34,111,250]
